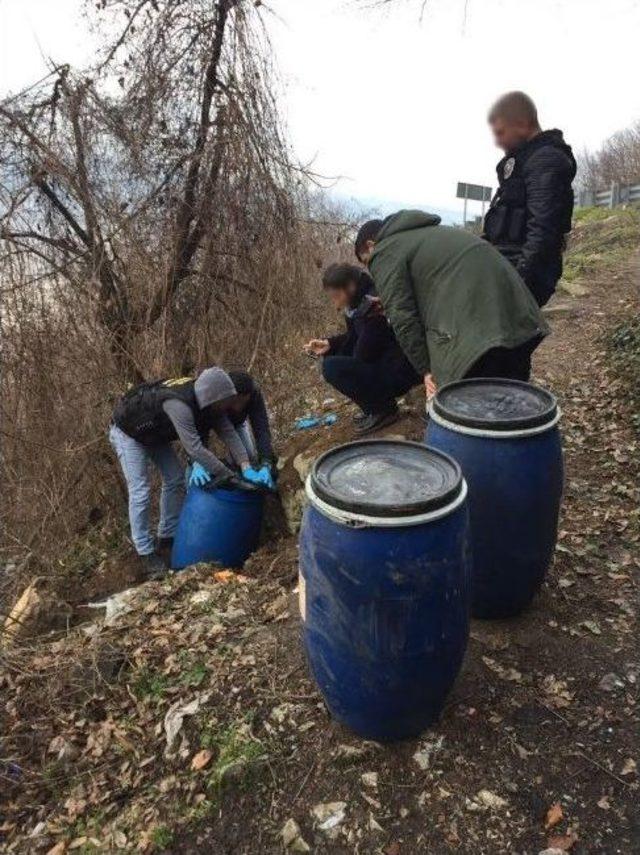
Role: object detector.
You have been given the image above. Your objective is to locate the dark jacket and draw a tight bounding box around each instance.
[483,129,577,305]
[228,380,275,462]
[369,210,549,386]
[327,298,419,381]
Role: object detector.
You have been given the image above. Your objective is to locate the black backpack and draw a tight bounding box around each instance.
[113,377,199,445]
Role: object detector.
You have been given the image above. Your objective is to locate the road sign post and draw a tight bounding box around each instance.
[456,182,492,227]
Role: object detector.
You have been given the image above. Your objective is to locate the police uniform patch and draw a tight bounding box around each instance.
[503,157,516,180]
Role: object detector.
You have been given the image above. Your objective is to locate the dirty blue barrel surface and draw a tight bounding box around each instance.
[426,378,563,619]
[299,439,471,742]
[171,486,264,570]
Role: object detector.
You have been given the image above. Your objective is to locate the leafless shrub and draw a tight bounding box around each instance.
[0,0,360,601]
[576,120,640,191]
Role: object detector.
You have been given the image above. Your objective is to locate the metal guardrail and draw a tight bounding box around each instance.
[578,181,640,209]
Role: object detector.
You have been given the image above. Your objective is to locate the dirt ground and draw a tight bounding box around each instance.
[1,248,639,854]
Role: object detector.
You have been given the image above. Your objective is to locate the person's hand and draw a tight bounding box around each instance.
[257,465,276,491]
[189,462,212,488]
[304,339,330,357]
[424,373,437,400]
[242,466,271,488]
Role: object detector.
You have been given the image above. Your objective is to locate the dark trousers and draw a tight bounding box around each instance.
[322,356,419,415]
[465,337,540,382]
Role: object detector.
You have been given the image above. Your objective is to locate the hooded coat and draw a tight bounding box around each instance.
[368,210,549,386]
[483,129,577,305]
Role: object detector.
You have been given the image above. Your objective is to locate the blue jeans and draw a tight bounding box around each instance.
[109,424,185,556]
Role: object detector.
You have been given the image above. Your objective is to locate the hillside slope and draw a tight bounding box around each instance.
[2,209,639,855]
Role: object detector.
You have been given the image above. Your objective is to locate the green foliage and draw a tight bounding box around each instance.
[201,720,264,793]
[562,207,640,287]
[177,651,208,688]
[151,826,175,849]
[131,668,170,701]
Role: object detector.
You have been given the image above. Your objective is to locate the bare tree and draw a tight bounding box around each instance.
[575,120,640,191]
[0,0,348,591]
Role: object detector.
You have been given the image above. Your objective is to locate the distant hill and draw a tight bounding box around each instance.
[333,192,463,226]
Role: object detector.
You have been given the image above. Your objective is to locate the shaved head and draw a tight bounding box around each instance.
[488,91,541,153]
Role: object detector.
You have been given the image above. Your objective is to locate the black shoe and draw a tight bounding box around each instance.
[355,408,399,435]
[141,552,169,581]
[157,536,174,557]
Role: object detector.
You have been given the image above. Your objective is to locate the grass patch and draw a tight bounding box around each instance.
[562,206,640,287]
[151,825,175,849]
[177,651,209,688]
[608,317,640,431]
[201,720,265,793]
[131,667,170,701]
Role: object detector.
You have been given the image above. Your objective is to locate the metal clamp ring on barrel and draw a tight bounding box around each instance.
[427,403,562,439]
[305,474,468,528]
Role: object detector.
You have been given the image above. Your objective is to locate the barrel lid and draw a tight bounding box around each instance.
[432,378,557,432]
[310,439,463,518]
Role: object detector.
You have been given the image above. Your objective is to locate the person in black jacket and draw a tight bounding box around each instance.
[483,91,577,306]
[304,264,420,433]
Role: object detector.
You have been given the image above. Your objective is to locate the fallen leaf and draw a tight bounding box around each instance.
[46,844,67,855]
[541,675,574,708]
[413,736,444,770]
[597,795,611,810]
[475,789,508,810]
[482,656,522,683]
[621,758,637,776]
[368,813,384,832]
[191,749,212,771]
[580,620,601,635]
[544,802,563,830]
[547,832,578,851]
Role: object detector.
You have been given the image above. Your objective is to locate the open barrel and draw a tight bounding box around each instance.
[299,439,471,742]
[171,486,264,570]
[426,378,563,619]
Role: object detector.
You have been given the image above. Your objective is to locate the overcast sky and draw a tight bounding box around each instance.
[2,0,639,220]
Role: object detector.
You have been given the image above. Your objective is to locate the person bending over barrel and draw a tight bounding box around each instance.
[109,367,275,579]
[304,263,420,433]
[354,211,549,400]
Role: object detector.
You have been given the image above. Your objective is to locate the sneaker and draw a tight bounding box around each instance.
[141,552,169,581]
[355,408,399,435]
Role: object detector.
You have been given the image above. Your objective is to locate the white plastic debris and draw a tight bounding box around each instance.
[163,692,211,752]
[312,802,347,839]
[86,588,139,626]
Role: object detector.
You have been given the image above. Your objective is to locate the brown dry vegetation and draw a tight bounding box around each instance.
[0,0,358,605]
[0,212,638,854]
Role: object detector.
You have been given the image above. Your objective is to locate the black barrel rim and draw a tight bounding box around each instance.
[310,439,463,518]
[432,378,557,432]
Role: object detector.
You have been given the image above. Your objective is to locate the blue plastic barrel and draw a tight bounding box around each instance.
[426,378,563,619]
[299,439,471,742]
[171,486,264,570]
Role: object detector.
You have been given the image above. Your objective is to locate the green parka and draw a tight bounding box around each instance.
[368,211,549,385]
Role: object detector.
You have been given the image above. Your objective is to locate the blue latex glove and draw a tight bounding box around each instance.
[242,466,271,488]
[257,465,276,491]
[189,462,212,488]
[295,416,321,430]
[295,413,338,431]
